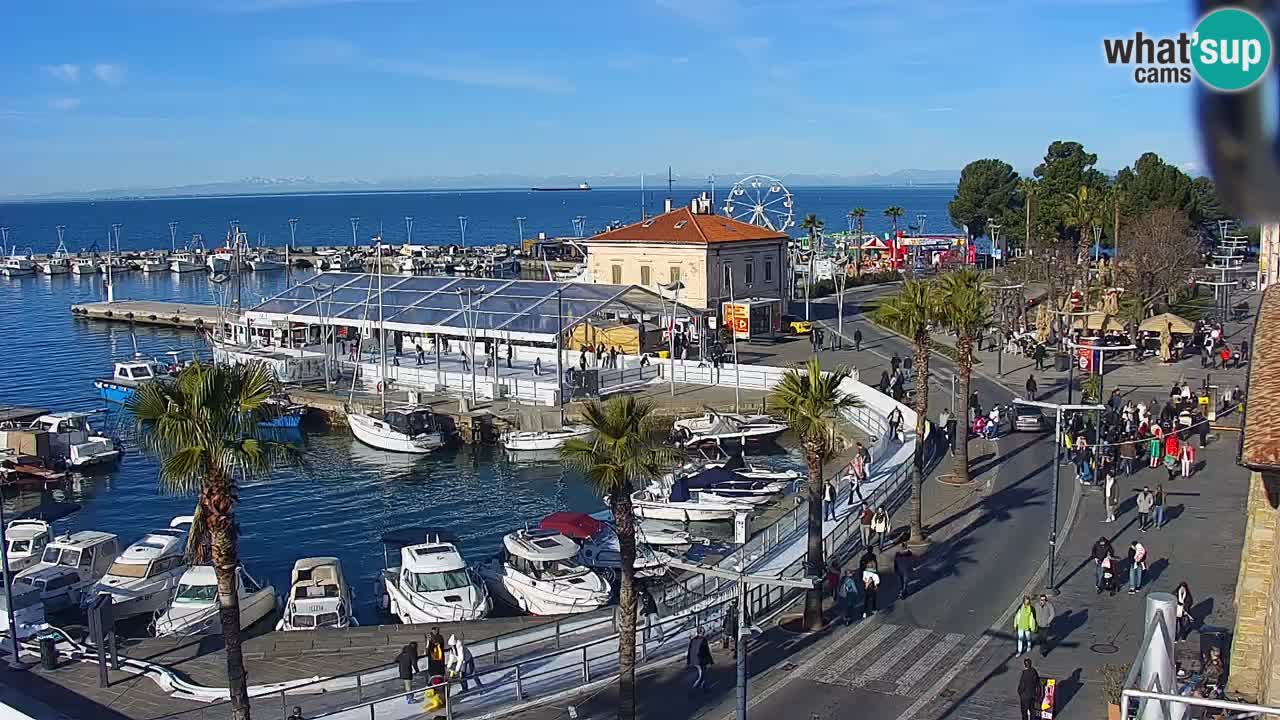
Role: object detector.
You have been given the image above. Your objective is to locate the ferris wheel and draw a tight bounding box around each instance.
[722,174,795,232]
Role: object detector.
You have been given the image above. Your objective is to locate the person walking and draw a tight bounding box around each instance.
[722,598,739,656]
[1091,536,1113,592]
[426,628,447,679]
[824,560,841,604]
[1175,581,1194,642]
[1127,540,1148,593]
[687,628,713,690]
[859,506,874,547]
[840,567,860,625]
[1120,436,1137,476]
[396,642,420,703]
[862,566,881,618]
[533,356,542,376]
[893,547,915,599]
[415,342,425,366]
[1018,658,1042,720]
[1034,595,1056,656]
[938,408,952,453]
[1180,441,1195,478]
[506,344,513,369]
[853,328,863,352]
[447,633,482,692]
[1153,484,1166,529]
[1014,596,1038,656]
[1149,425,1164,468]
[1033,343,1047,371]
[1025,375,1038,400]
[823,480,837,522]
[1136,486,1154,531]
[1104,468,1117,523]
[946,411,958,455]
[873,506,891,551]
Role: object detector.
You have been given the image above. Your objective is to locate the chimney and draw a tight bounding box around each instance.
[664,197,674,214]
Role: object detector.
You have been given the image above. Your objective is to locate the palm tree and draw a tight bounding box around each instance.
[128,362,287,720]
[560,397,676,720]
[1063,185,1102,275]
[884,206,905,235]
[876,279,940,545]
[768,357,860,630]
[937,270,991,484]
[799,214,825,318]
[850,208,867,272]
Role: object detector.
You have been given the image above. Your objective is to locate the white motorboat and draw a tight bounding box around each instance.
[396,256,422,274]
[14,531,120,613]
[4,520,52,574]
[169,252,204,273]
[247,250,285,272]
[1,253,35,277]
[671,412,788,447]
[476,529,611,615]
[376,528,490,624]
[502,425,593,452]
[630,477,756,522]
[140,255,168,273]
[320,252,362,271]
[70,257,99,275]
[83,516,192,619]
[277,557,357,631]
[22,412,121,468]
[37,240,71,275]
[153,565,277,637]
[539,513,670,581]
[349,406,445,453]
[99,256,133,274]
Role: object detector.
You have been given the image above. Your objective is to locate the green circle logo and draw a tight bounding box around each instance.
[1192,7,1273,92]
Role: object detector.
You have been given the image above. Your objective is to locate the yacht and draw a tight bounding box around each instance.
[670,411,788,447]
[94,359,164,404]
[83,516,192,619]
[4,520,52,574]
[247,250,286,272]
[169,252,204,273]
[539,513,670,582]
[630,476,756,522]
[277,557,357,631]
[36,241,71,275]
[1,252,35,277]
[377,528,490,624]
[349,406,445,453]
[14,531,120,613]
[70,257,99,275]
[21,412,120,468]
[153,565,277,637]
[502,424,593,452]
[476,528,611,615]
[140,255,168,273]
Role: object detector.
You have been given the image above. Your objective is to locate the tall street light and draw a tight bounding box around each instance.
[987,218,1002,272]
[458,216,469,248]
[659,280,685,398]
[349,217,360,249]
[1014,398,1104,595]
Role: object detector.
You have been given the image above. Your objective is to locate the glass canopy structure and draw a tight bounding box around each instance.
[245,272,703,344]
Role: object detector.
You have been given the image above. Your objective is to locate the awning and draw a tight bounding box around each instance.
[1071,312,1126,333]
[1138,312,1195,335]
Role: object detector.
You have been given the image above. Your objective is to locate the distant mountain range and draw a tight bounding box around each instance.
[3,169,962,202]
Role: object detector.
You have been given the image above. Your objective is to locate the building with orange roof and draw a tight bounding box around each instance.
[583,194,790,313]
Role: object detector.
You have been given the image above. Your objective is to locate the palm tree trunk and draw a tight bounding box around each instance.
[908,335,930,545]
[610,490,638,720]
[953,337,973,484]
[204,476,251,720]
[803,440,825,630]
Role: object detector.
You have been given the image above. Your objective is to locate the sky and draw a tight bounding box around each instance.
[1,0,1204,195]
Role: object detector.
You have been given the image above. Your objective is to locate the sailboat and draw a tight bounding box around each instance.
[347,240,446,453]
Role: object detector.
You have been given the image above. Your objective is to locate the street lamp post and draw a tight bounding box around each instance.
[349,217,360,248]
[987,218,1002,272]
[834,257,849,348]
[458,216,469,248]
[515,216,527,245]
[660,281,685,399]
[0,498,24,668]
[1014,398,1104,594]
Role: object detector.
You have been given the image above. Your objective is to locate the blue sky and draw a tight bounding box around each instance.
[1,0,1201,194]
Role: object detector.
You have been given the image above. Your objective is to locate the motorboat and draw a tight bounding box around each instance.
[83,516,192,620]
[4,520,52,574]
[396,256,423,274]
[502,425,593,452]
[671,411,788,447]
[679,467,781,505]
[70,257,99,275]
[169,252,204,273]
[94,359,164,404]
[259,398,307,428]
[247,250,286,272]
[319,252,361,271]
[277,557,357,631]
[0,584,49,641]
[539,513,670,581]
[140,255,168,273]
[99,256,132,274]
[37,240,71,275]
[14,530,120,613]
[349,406,445,453]
[376,528,490,624]
[476,528,611,615]
[153,565,277,637]
[630,477,756,522]
[21,412,120,468]
[1,253,35,277]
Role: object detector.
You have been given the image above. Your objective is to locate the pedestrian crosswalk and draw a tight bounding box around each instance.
[802,622,976,697]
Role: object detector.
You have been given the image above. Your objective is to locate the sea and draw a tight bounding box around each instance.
[0,185,953,626]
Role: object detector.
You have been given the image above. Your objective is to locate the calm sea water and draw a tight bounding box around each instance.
[0,186,952,624]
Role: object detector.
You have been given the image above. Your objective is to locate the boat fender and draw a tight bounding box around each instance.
[149,314,157,321]
[194,318,204,328]
[172,316,180,324]
[104,311,113,318]
[126,312,134,320]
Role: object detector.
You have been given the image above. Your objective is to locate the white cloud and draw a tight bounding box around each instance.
[49,98,81,111]
[93,63,125,85]
[46,64,80,83]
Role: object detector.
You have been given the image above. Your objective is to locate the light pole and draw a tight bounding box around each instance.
[349,217,360,248]
[987,218,1002,272]
[457,288,478,403]
[515,216,527,245]
[723,262,741,413]
[458,216,469,248]
[287,218,298,250]
[572,215,587,238]
[1013,398,1104,594]
[834,257,849,348]
[405,216,414,246]
[659,280,684,398]
[0,497,24,668]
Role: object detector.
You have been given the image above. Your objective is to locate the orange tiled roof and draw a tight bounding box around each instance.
[1242,286,1280,469]
[586,207,790,245]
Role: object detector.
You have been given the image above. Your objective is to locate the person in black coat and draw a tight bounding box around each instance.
[687,629,713,690]
[893,547,915,599]
[1017,658,1041,720]
[426,628,447,678]
[396,642,420,700]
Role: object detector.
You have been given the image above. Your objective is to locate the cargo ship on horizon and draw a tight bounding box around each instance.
[530,182,591,192]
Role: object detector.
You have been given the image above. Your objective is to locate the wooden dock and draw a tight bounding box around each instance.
[69,300,223,329]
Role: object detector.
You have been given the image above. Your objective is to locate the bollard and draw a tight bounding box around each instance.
[582,646,590,683]
[514,663,524,700]
[555,621,561,650]
[356,673,363,700]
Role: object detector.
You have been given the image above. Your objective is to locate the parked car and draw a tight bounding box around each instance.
[1014,405,1047,432]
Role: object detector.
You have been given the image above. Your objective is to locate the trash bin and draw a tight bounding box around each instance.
[38,633,58,670]
[1054,353,1070,371]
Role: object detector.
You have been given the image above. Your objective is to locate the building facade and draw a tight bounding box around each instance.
[583,196,790,313]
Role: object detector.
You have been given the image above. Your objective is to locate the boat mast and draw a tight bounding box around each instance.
[108,223,120,304]
[377,236,386,415]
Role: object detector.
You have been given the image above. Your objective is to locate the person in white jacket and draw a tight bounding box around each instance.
[447,634,483,692]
